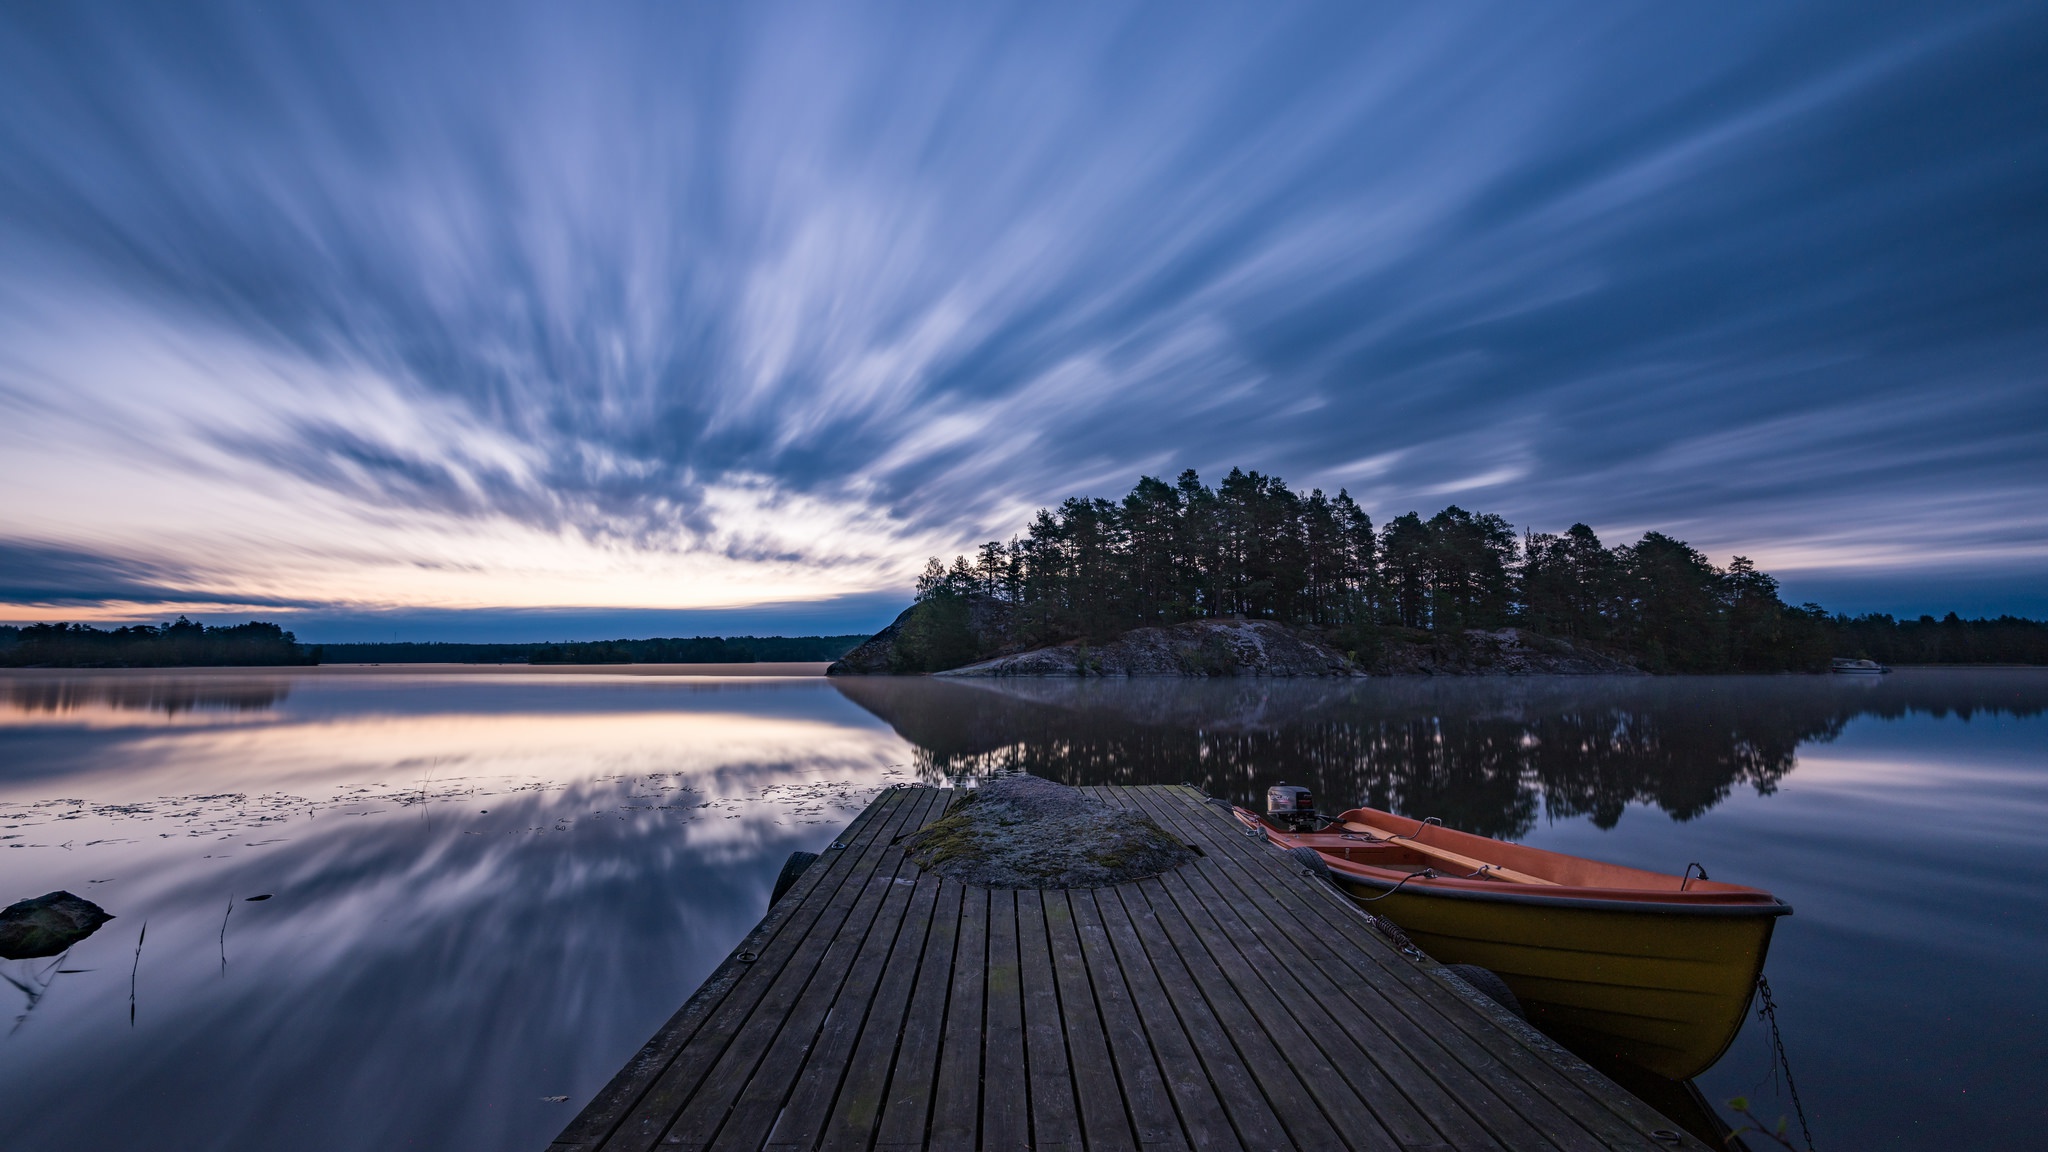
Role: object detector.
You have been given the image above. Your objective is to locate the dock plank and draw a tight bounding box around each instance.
[549,793,905,1151]
[1016,889,1083,1152]
[1147,863,1423,1152]
[981,888,1030,1152]
[1082,885,1242,1152]
[755,788,951,1151]
[664,788,934,1152]
[1145,786,1686,1152]
[1042,890,1143,1152]
[866,878,963,1152]
[1111,881,1296,1150]
[607,788,928,1152]
[928,884,988,1149]
[813,870,941,1151]
[1130,789,1527,1152]
[1141,787,1629,1152]
[1125,876,1352,1152]
[554,783,1709,1152]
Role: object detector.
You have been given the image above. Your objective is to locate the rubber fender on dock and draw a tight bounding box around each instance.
[1289,844,1335,885]
[1443,963,1525,1020]
[771,850,820,906]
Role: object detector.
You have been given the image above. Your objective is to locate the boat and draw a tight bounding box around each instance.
[1235,788,1790,1081]
[1831,657,1891,674]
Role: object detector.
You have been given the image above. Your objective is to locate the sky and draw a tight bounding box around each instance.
[1,1,2044,642]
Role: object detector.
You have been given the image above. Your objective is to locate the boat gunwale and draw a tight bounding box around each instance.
[1230,806,1793,917]
[1323,867,1794,916]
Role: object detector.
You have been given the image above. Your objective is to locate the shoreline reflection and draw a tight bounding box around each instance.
[2,675,293,717]
[834,670,2048,838]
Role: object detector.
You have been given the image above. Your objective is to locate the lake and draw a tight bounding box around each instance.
[2,666,2043,1150]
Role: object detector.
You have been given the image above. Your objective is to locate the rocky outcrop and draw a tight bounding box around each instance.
[826,595,1016,675]
[825,606,914,674]
[940,618,1359,678]
[1364,628,1643,676]
[0,891,114,959]
[830,604,1643,678]
[905,775,1196,888]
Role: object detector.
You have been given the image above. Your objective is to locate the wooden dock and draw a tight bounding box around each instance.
[551,784,1706,1151]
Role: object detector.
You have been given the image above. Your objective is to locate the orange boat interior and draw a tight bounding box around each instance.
[1249,805,1783,907]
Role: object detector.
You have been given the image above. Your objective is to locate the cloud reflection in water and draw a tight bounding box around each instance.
[0,671,906,1152]
[3,668,2045,1150]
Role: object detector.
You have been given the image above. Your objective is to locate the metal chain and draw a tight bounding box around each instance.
[1755,975,1816,1151]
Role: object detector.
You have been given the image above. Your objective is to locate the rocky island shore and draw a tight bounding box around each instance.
[827,608,1640,678]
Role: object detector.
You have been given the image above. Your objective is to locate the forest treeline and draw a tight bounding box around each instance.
[523,636,866,664]
[1824,613,2048,665]
[310,636,865,664]
[0,619,318,667]
[898,467,2048,672]
[0,629,868,667]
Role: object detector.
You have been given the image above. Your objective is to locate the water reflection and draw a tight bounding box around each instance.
[835,671,2048,1149]
[834,673,2048,837]
[0,670,906,1152]
[3,668,2043,1152]
[2,674,292,717]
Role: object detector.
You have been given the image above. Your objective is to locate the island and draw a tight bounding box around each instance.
[829,467,2047,677]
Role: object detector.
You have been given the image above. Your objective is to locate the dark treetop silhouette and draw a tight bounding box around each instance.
[855,468,1848,674]
[0,631,868,668]
[846,468,2048,675]
[320,636,865,665]
[0,618,317,668]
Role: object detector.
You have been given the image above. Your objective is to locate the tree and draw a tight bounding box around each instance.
[1379,513,1432,628]
[1621,533,1727,672]
[1425,506,1517,629]
[1521,523,1616,640]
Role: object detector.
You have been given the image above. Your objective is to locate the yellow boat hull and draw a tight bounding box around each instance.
[1336,877,1782,1080]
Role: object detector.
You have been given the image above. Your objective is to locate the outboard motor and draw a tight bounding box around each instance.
[1266,783,1317,832]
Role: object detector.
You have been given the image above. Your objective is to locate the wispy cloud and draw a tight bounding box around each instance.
[1,0,2043,630]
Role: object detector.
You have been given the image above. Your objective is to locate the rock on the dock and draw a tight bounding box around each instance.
[906,775,1196,888]
[0,891,115,959]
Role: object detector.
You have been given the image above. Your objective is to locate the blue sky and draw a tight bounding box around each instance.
[2,1,2044,641]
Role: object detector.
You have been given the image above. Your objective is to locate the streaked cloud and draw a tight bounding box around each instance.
[1,0,2043,635]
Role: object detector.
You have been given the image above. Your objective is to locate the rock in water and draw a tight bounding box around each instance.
[907,775,1196,888]
[0,891,115,959]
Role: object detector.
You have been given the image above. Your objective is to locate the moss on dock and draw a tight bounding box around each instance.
[905,775,1195,888]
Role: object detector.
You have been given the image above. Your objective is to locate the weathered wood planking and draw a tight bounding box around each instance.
[552,785,1707,1152]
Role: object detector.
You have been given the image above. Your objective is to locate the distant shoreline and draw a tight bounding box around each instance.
[0,661,836,677]
[4,661,2043,679]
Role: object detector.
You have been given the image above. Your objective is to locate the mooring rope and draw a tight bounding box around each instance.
[1755,974,1816,1150]
[1349,867,1438,901]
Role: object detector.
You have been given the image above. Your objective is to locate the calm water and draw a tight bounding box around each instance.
[1,666,2043,1150]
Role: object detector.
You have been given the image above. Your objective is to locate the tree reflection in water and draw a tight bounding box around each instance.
[1,674,292,716]
[832,674,2045,839]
